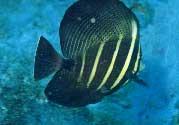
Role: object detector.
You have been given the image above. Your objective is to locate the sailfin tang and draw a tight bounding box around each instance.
[34,36,62,81]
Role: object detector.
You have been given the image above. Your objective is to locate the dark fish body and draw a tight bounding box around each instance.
[34,0,142,107]
[60,0,137,59]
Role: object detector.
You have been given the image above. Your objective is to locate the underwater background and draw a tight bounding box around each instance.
[0,0,179,125]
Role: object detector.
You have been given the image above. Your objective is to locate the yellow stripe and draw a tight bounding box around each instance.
[87,43,105,88]
[77,52,86,82]
[122,80,129,87]
[97,36,123,90]
[111,20,138,89]
[133,44,141,73]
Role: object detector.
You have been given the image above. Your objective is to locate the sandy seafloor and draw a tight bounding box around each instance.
[0,0,179,125]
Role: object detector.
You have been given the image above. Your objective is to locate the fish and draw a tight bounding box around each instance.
[34,0,145,107]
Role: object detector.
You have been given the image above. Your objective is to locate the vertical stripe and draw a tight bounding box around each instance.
[122,80,129,87]
[110,19,138,89]
[77,52,86,82]
[133,43,141,73]
[87,42,105,88]
[97,36,123,90]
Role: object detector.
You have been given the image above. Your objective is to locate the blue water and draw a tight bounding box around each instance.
[0,0,179,125]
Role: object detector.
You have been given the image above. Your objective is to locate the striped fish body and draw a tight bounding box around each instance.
[42,0,142,107]
[60,0,135,58]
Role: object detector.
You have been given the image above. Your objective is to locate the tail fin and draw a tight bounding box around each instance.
[34,36,63,81]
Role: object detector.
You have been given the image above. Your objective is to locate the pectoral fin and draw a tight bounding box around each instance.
[132,74,149,87]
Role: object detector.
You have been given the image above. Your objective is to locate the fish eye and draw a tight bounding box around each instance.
[90,17,96,23]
